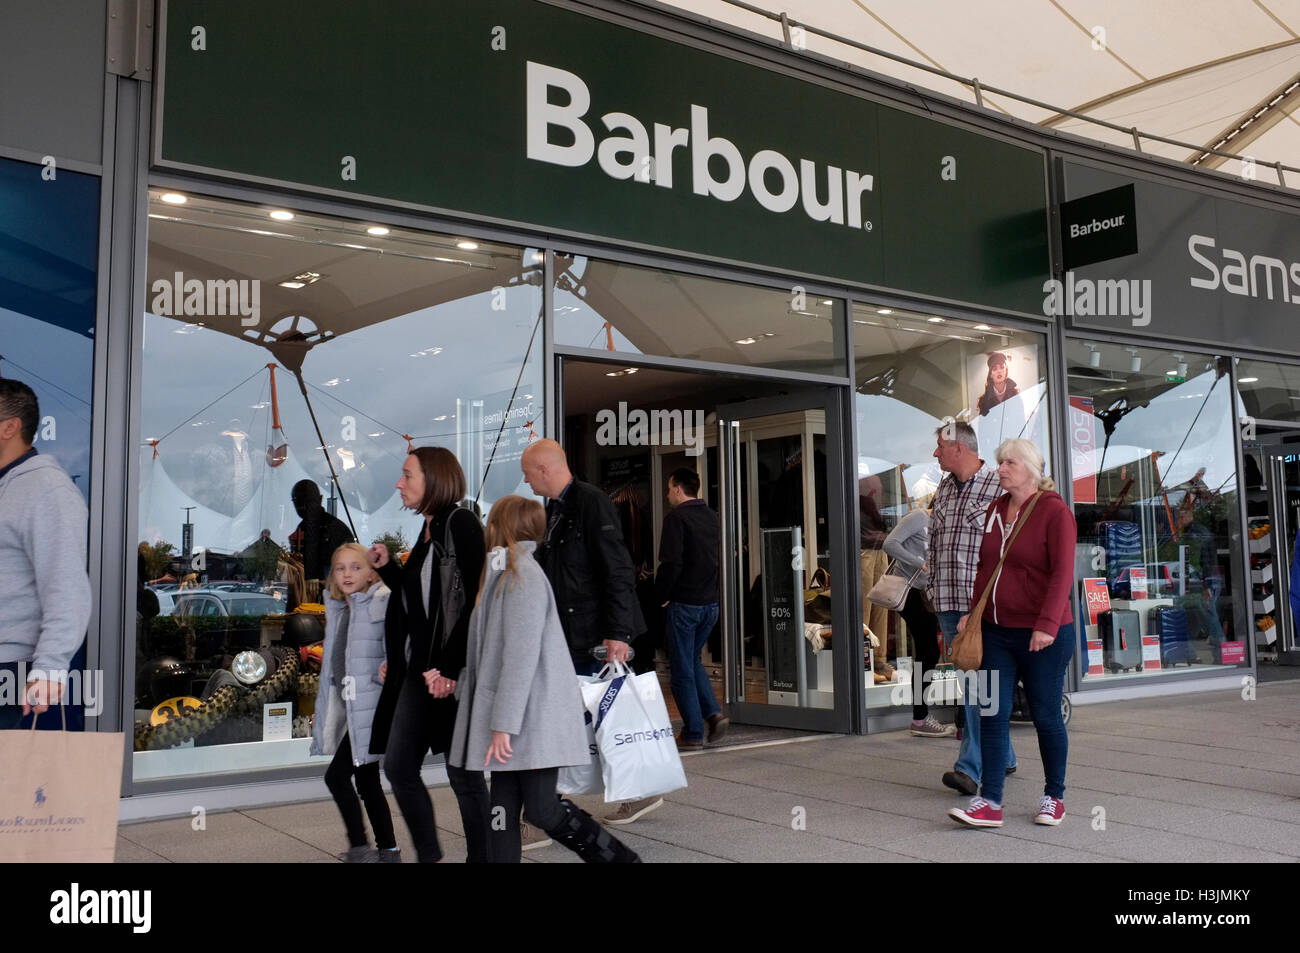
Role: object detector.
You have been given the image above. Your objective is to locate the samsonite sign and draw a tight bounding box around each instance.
[1060,162,1300,354]
[155,0,1049,315]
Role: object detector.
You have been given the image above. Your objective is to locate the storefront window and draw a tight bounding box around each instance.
[1067,340,1244,679]
[553,255,845,376]
[135,190,542,780]
[0,156,98,730]
[853,305,1051,710]
[1235,359,1300,660]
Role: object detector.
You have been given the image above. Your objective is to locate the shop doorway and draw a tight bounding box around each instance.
[559,358,856,735]
[1243,436,1300,664]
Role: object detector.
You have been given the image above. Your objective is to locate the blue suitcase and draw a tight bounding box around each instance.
[1098,521,1141,598]
[1098,609,1142,672]
[1148,605,1195,667]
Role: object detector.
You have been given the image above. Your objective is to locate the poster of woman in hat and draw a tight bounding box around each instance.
[976,351,1020,415]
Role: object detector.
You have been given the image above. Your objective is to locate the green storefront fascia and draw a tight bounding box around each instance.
[156,0,1050,316]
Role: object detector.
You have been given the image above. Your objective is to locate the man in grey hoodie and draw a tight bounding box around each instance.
[0,380,92,727]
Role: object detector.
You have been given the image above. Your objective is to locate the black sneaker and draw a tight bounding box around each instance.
[942,770,978,796]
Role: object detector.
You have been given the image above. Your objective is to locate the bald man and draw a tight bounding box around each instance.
[521,440,645,673]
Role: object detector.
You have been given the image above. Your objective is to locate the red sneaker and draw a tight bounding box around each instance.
[948,796,1003,828]
[1034,795,1065,826]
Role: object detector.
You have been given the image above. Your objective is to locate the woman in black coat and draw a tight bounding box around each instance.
[368,447,488,863]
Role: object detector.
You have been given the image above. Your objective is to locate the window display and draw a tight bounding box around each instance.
[853,305,1051,709]
[1065,341,1244,679]
[135,191,543,779]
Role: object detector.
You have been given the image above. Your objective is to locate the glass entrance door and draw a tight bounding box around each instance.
[1245,442,1300,660]
[716,389,854,731]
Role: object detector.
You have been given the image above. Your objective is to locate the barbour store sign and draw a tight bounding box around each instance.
[156,0,1050,314]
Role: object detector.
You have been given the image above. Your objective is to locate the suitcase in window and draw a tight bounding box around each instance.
[1148,605,1195,667]
[1098,609,1142,672]
[1098,521,1141,598]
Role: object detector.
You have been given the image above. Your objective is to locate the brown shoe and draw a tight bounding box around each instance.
[706,713,730,745]
[942,770,978,796]
[603,797,664,825]
[520,821,552,851]
[676,734,703,751]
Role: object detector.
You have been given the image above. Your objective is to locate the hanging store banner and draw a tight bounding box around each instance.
[1057,162,1300,356]
[155,0,1050,315]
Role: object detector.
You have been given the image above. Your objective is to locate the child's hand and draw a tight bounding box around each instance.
[378,662,386,683]
[485,731,513,767]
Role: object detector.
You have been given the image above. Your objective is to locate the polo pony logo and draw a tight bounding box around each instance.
[34,786,46,807]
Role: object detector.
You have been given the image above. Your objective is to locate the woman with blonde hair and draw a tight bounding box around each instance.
[948,438,1077,830]
[448,495,640,863]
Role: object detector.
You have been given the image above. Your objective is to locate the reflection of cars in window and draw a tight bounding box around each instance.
[1112,562,1202,599]
[170,590,281,657]
[147,586,176,616]
[173,590,280,619]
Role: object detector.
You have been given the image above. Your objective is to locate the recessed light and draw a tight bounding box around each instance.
[433,415,448,421]
[876,308,893,315]
[159,192,187,205]
[735,337,758,345]
[366,226,390,236]
[927,317,945,323]
[269,210,294,221]
[1239,377,1259,383]
[973,324,991,331]
[822,299,833,305]
[278,280,306,289]
[456,240,479,250]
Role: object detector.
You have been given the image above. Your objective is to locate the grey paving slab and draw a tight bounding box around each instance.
[114,835,170,863]
[121,810,335,863]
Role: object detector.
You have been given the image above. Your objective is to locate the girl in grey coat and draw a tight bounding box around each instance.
[311,543,399,861]
[450,495,639,864]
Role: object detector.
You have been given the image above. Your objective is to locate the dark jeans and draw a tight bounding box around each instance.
[899,588,940,720]
[0,663,22,729]
[487,767,565,863]
[978,621,1074,806]
[324,733,396,850]
[666,602,721,743]
[384,674,490,863]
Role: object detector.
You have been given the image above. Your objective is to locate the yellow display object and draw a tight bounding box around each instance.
[295,603,326,614]
[150,696,202,725]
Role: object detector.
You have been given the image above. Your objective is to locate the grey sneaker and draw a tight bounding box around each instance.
[910,715,956,738]
[375,847,402,863]
[603,796,664,825]
[339,845,375,863]
[520,821,552,851]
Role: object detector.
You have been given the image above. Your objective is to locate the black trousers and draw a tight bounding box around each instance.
[488,767,565,864]
[324,732,397,850]
[899,587,941,720]
[383,674,491,863]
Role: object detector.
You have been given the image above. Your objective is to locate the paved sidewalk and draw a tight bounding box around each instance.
[115,681,1300,863]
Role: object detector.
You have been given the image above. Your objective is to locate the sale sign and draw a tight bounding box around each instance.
[1130,567,1148,600]
[1142,634,1162,670]
[1087,640,1104,676]
[1221,641,1246,664]
[1069,396,1097,505]
[1082,577,1111,626]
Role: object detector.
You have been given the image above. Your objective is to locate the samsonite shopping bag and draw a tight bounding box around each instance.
[580,663,687,803]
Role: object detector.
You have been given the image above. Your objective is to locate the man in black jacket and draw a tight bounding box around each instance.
[656,467,728,751]
[521,439,658,829]
[521,439,644,670]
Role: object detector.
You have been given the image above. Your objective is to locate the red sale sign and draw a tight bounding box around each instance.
[1082,577,1110,626]
[1069,396,1097,505]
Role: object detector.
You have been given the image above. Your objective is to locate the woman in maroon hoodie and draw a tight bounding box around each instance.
[948,438,1076,829]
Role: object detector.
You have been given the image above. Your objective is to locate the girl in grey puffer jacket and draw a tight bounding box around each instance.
[311,543,399,862]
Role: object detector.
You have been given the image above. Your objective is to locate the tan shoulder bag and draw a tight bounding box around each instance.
[951,492,1043,671]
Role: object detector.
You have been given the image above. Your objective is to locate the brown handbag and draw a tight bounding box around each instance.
[951,492,1043,671]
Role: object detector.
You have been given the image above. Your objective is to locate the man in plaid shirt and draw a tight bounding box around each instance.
[926,421,1017,796]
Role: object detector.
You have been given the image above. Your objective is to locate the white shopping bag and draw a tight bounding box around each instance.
[580,663,687,803]
[556,675,604,797]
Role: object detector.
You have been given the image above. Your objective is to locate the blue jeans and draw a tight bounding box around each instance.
[977,621,1074,806]
[936,611,1015,781]
[666,602,721,743]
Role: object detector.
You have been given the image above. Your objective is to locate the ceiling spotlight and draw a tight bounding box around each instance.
[734,337,758,345]
[1176,359,1188,378]
[1087,344,1101,368]
[822,299,833,305]
[1126,347,1141,373]
[456,240,479,250]
[927,317,945,324]
[974,324,991,332]
[1239,377,1259,384]
[876,308,893,315]
[269,210,295,221]
[366,226,390,236]
[159,192,187,204]
[278,280,306,289]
